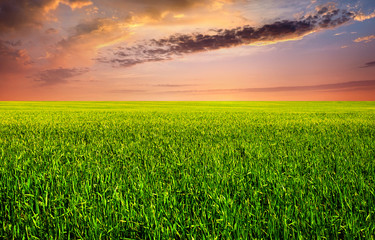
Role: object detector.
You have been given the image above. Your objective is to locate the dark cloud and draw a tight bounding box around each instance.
[163,80,375,94]
[0,39,31,74]
[361,61,375,68]
[34,67,89,86]
[0,0,91,33]
[0,0,57,33]
[45,28,58,34]
[103,7,355,67]
[3,40,22,46]
[74,20,105,36]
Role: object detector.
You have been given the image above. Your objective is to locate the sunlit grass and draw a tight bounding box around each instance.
[0,102,374,239]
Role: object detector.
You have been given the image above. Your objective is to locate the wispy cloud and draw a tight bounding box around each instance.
[63,0,92,9]
[163,80,375,94]
[102,7,354,67]
[34,67,89,86]
[360,61,375,68]
[354,35,375,43]
[334,32,346,36]
[110,89,147,93]
[154,84,197,88]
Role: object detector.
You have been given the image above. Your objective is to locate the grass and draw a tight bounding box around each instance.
[0,101,374,239]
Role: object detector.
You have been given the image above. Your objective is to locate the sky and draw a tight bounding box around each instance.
[0,0,374,101]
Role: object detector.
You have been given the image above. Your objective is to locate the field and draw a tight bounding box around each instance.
[0,101,374,239]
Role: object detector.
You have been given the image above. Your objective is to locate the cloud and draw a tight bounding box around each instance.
[46,17,129,67]
[0,0,234,35]
[154,84,197,87]
[354,35,375,43]
[110,89,146,93]
[0,0,56,32]
[354,10,375,21]
[0,0,92,33]
[163,80,375,94]
[334,32,346,36]
[95,0,234,20]
[102,7,354,67]
[62,0,92,9]
[314,2,337,15]
[45,28,58,34]
[34,67,89,85]
[0,40,31,74]
[361,61,375,68]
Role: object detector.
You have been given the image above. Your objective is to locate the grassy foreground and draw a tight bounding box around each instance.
[0,102,374,239]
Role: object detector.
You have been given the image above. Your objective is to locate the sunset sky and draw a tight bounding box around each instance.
[0,0,374,101]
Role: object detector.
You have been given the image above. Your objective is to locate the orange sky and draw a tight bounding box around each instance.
[0,0,374,100]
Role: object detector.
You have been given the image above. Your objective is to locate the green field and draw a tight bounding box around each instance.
[0,102,374,239]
